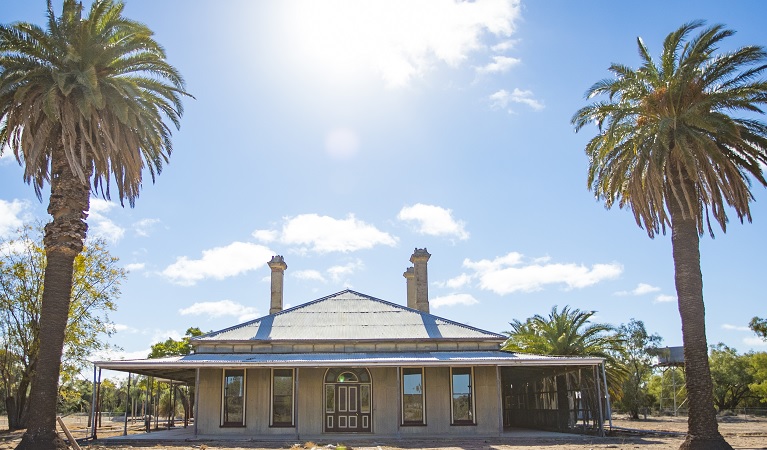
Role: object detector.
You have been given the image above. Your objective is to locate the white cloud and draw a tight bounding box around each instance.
[0,199,28,237]
[462,252,622,295]
[89,198,114,214]
[491,40,517,53]
[294,269,326,283]
[280,0,522,88]
[615,283,661,296]
[328,259,364,283]
[397,204,469,240]
[445,273,473,289]
[278,214,397,253]
[654,294,676,303]
[161,242,274,286]
[112,323,139,333]
[1,145,12,161]
[96,347,152,361]
[431,293,479,309]
[150,329,184,343]
[722,324,751,332]
[133,218,160,237]
[88,199,125,243]
[253,229,278,243]
[476,55,520,74]
[489,88,544,112]
[179,300,260,322]
[124,262,145,272]
[325,128,360,160]
[744,337,767,347]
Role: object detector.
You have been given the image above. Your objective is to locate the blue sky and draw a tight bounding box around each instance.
[2,0,766,366]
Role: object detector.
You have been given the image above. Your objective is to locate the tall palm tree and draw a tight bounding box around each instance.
[0,1,189,448]
[502,305,625,431]
[572,21,767,450]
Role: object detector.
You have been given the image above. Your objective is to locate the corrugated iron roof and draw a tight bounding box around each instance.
[194,289,505,342]
[96,350,604,370]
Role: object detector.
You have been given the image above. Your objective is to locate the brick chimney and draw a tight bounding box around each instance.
[410,248,431,313]
[403,266,416,309]
[268,255,287,314]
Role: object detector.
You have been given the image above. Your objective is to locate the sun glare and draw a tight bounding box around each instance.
[273,0,520,89]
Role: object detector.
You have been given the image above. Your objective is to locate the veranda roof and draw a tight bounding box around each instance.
[95,351,604,384]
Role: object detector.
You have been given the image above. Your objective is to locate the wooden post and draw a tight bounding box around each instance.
[154,381,159,430]
[194,369,200,436]
[57,416,82,450]
[594,365,604,437]
[89,365,97,436]
[95,368,102,437]
[123,373,131,436]
[144,376,150,432]
[601,362,613,429]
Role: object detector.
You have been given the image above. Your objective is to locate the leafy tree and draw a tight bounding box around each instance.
[0,1,189,447]
[747,352,767,404]
[146,327,204,426]
[148,327,203,358]
[0,225,124,430]
[709,344,754,411]
[750,317,767,340]
[58,378,92,414]
[502,305,625,430]
[572,21,767,450]
[615,319,662,419]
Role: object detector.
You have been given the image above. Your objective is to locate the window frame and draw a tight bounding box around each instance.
[400,367,426,425]
[270,368,295,427]
[449,366,476,426]
[220,368,246,427]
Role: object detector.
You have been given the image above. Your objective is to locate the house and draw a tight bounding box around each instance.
[97,249,608,439]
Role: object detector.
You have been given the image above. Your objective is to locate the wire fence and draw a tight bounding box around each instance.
[611,407,767,418]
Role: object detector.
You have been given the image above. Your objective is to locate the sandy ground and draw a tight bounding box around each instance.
[1,415,765,450]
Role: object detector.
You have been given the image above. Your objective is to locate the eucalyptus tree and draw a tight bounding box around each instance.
[750,317,767,340]
[616,319,662,419]
[0,225,124,430]
[0,1,189,448]
[572,21,767,449]
[502,305,625,430]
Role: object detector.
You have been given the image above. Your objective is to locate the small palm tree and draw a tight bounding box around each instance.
[0,1,189,448]
[572,21,767,450]
[502,305,625,431]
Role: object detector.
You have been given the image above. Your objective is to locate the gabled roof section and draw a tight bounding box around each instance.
[194,289,505,342]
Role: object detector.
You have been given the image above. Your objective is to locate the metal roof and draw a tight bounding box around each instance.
[97,351,603,371]
[194,289,506,343]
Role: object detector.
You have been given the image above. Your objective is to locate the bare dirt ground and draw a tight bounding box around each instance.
[1,415,765,450]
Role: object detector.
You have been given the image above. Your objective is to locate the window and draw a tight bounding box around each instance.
[221,369,245,426]
[271,369,294,426]
[401,368,425,424]
[450,367,474,425]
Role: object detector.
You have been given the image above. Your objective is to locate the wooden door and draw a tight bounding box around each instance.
[325,383,371,432]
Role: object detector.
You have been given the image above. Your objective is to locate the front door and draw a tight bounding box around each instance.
[324,368,371,432]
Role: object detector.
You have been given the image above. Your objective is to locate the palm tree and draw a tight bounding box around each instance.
[0,1,189,448]
[572,21,767,450]
[502,305,625,431]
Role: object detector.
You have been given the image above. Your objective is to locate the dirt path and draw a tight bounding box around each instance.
[2,416,765,450]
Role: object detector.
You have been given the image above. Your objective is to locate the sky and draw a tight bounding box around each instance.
[2,0,766,372]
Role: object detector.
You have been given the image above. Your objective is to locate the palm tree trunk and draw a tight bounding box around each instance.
[668,179,732,450]
[16,150,90,450]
